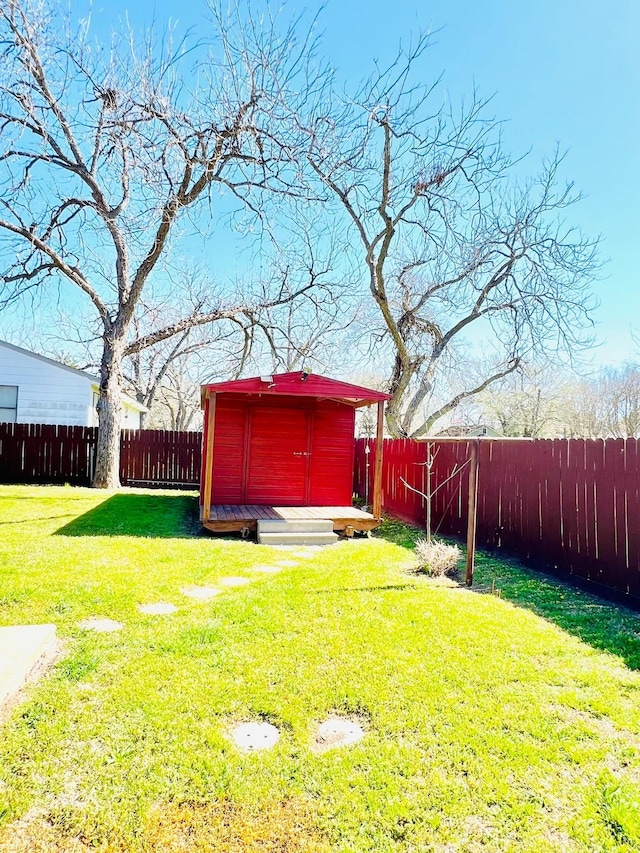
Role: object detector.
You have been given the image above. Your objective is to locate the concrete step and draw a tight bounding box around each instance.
[0,624,58,713]
[258,531,338,546]
[257,519,334,534]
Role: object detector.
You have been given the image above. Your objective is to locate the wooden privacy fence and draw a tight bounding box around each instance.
[354,437,640,603]
[120,429,202,487]
[0,423,202,487]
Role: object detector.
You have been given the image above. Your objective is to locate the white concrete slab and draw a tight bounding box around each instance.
[0,624,58,712]
[219,576,252,587]
[230,721,280,751]
[315,718,365,751]
[180,586,221,601]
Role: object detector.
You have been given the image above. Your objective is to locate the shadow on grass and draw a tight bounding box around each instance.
[372,516,423,549]
[475,551,640,671]
[0,513,74,526]
[307,584,419,594]
[375,516,640,672]
[56,492,202,538]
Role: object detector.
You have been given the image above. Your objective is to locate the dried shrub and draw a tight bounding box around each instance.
[414,538,461,578]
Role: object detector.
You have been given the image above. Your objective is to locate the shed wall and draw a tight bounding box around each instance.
[207,394,355,506]
[309,402,355,505]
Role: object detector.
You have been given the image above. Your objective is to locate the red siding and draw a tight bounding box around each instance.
[207,395,356,506]
[246,406,310,504]
[309,401,355,505]
[211,398,247,503]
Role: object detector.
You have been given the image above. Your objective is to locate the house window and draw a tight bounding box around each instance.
[0,385,18,423]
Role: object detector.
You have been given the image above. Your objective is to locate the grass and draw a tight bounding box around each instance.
[0,486,639,851]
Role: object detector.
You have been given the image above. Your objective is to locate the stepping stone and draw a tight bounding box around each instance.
[0,625,58,712]
[78,617,123,632]
[137,603,178,615]
[315,718,364,751]
[275,560,299,568]
[230,721,280,751]
[252,564,283,573]
[219,576,252,587]
[180,586,221,601]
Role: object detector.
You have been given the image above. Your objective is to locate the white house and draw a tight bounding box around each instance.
[0,339,147,428]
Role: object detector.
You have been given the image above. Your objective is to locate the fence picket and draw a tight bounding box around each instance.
[0,424,202,488]
[354,436,640,604]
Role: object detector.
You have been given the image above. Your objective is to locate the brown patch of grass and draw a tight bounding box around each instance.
[0,800,331,853]
[0,808,119,853]
[143,798,332,852]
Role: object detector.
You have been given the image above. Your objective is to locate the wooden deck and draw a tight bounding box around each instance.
[202,505,379,534]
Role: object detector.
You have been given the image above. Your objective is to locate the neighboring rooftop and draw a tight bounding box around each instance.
[435,424,503,438]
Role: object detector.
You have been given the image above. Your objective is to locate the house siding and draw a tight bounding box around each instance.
[88,386,142,429]
[0,343,92,425]
[0,342,144,427]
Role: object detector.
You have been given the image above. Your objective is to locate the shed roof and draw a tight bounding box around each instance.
[201,371,391,408]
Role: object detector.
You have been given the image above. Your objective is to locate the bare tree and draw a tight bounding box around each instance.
[244,226,357,375]
[474,365,565,437]
[0,0,315,486]
[123,287,256,426]
[562,365,640,439]
[302,38,600,436]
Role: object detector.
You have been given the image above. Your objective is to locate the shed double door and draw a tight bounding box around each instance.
[246,406,310,505]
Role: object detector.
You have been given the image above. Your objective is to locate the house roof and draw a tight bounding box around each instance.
[201,371,391,408]
[0,338,148,412]
[435,424,502,438]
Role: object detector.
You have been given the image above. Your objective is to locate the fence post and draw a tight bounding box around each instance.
[465,440,479,586]
[372,401,385,519]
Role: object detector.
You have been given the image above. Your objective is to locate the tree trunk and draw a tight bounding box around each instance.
[93,338,125,488]
[385,399,407,437]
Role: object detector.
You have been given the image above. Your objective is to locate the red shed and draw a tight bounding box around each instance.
[199,371,390,534]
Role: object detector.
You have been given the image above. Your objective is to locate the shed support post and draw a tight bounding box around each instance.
[202,392,216,523]
[465,439,479,586]
[372,401,385,520]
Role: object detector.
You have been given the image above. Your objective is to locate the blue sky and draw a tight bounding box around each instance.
[80,0,638,366]
[300,0,640,367]
[9,0,638,367]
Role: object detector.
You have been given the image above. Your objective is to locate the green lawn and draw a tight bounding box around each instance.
[1,485,640,852]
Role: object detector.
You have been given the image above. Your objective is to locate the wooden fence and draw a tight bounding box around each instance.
[355,437,640,603]
[5,425,640,602]
[0,423,202,487]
